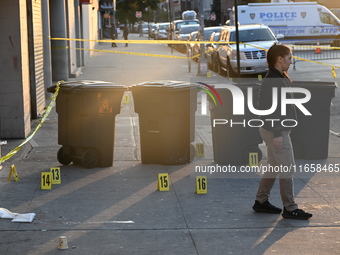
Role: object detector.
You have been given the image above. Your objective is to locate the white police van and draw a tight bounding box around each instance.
[236,0,340,46]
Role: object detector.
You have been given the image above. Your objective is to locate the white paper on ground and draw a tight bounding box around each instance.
[11,213,36,223]
[0,208,35,222]
[0,208,17,219]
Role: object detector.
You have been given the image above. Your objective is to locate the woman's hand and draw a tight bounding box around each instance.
[273,136,283,150]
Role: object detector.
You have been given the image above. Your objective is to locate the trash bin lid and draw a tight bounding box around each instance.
[59,80,127,90]
[131,80,193,91]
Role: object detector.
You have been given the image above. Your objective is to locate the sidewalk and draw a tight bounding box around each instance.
[1,33,340,255]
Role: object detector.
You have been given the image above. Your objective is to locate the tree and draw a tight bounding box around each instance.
[117,0,161,25]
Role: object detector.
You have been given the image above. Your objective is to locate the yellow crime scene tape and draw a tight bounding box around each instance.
[0,81,61,165]
[51,37,222,45]
[68,47,215,60]
[72,47,188,59]
[52,37,220,60]
[52,37,340,78]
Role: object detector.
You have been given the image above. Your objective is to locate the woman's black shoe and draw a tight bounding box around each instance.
[282,208,313,220]
[252,200,282,214]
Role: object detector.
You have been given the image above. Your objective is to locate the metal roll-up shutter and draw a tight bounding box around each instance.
[28,0,45,119]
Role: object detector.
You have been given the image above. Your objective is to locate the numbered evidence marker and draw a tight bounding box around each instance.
[196,176,207,194]
[158,173,170,191]
[41,172,52,190]
[50,167,61,184]
[195,143,205,158]
[249,152,259,167]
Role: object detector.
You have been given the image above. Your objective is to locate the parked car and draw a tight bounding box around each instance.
[155,22,170,40]
[205,32,220,72]
[216,24,283,77]
[150,24,158,38]
[174,24,199,51]
[192,26,223,62]
[168,19,199,48]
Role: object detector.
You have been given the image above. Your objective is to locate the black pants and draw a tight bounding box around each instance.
[111,36,117,47]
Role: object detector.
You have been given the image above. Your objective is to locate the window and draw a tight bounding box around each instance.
[230,29,276,42]
[320,12,340,25]
[176,20,199,30]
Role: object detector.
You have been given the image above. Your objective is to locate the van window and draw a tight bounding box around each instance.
[230,29,276,42]
[319,12,340,25]
[179,26,199,34]
[159,24,169,30]
[202,28,222,40]
[175,21,199,30]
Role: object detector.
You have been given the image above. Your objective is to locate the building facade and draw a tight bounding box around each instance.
[0,0,100,139]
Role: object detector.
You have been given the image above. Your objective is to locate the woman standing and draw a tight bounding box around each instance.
[123,24,129,47]
[252,43,312,220]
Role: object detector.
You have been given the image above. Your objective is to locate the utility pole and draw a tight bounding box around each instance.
[234,0,240,78]
[197,0,207,76]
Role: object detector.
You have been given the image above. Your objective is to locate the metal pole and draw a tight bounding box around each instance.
[169,0,173,54]
[42,0,52,89]
[197,0,207,76]
[113,0,116,27]
[234,0,240,78]
[49,0,69,81]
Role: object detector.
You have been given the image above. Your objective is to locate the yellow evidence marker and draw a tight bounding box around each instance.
[196,176,207,194]
[50,167,61,184]
[195,143,205,158]
[158,173,170,191]
[41,172,52,190]
[7,165,19,181]
[123,94,130,104]
[249,152,259,167]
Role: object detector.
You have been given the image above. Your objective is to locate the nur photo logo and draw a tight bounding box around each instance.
[196,82,222,115]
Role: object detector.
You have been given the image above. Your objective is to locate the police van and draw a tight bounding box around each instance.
[235,0,340,46]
